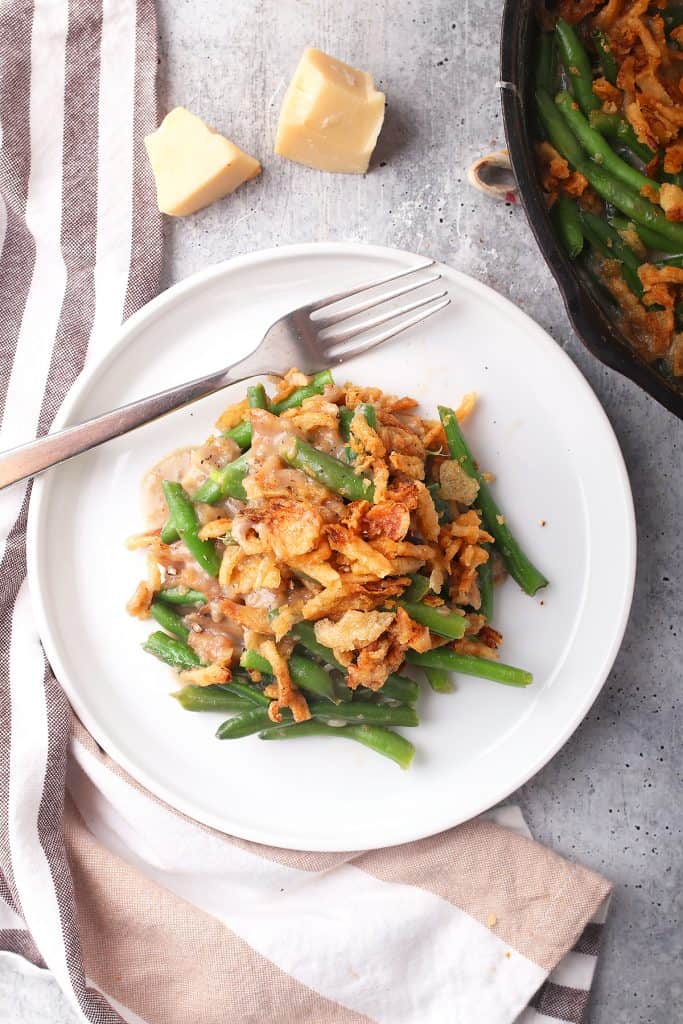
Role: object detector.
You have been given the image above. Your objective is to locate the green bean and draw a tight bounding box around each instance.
[536,88,584,165]
[263,619,348,703]
[281,437,374,502]
[423,666,454,694]
[378,674,418,704]
[259,721,415,770]
[579,158,683,247]
[160,519,180,544]
[224,371,335,449]
[162,521,237,547]
[311,702,418,726]
[162,481,222,576]
[633,224,683,256]
[535,32,557,95]
[289,656,339,704]
[291,622,417,704]
[355,403,377,429]
[655,255,683,269]
[354,680,418,704]
[292,621,345,670]
[226,680,271,706]
[554,196,583,258]
[607,214,683,256]
[150,601,189,641]
[160,516,231,550]
[143,631,201,671]
[270,369,334,415]
[157,586,207,607]
[224,419,252,450]
[580,210,643,279]
[537,89,683,251]
[406,649,533,688]
[340,403,377,437]
[217,707,275,739]
[397,598,469,640]
[338,406,354,440]
[402,573,431,603]
[578,210,644,297]
[607,215,631,232]
[239,649,273,674]
[555,18,599,115]
[240,649,338,703]
[591,27,618,85]
[173,686,252,713]
[556,92,659,195]
[588,111,654,165]
[239,699,420,726]
[477,548,494,622]
[161,519,235,546]
[217,698,418,740]
[192,453,248,505]
[438,405,548,596]
[247,383,270,410]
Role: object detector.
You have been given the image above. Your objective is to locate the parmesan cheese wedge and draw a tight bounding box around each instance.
[275,48,385,174]
[145,107,260,216]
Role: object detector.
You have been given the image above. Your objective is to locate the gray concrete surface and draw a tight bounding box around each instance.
[3,1,681,1022]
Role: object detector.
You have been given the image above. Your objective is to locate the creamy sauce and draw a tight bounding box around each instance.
[142,436,241,529]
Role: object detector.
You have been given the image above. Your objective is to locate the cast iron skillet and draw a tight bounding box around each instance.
[499,0,683,420]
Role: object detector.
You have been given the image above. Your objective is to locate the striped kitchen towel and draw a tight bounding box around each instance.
[0,2,611,1022]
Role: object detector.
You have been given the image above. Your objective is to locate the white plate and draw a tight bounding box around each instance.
[27,243,636,851]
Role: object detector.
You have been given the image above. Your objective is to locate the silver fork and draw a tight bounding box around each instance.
[0,260,449,489]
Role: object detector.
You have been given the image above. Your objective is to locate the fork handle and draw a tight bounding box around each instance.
[0,366,240,490]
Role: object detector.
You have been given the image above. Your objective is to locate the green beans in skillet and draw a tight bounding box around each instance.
[588,111,654,166]
[533,9,683,378]
[554,196,584,259]
[578,209,644,298]
[555,18,600,117]
[590,27,618,86]
[555,92,659,197]
[537,89,683,250]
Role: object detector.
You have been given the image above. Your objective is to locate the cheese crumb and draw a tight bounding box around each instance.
[275,48,385,174]
[486,913,498,928]
[145,107,260,216]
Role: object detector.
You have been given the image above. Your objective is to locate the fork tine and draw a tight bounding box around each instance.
[320,288,449,346]
[312,271,442,329]
[325,296,451,362]
[307,259,436,315]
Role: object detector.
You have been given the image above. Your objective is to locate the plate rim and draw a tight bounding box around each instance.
[27,241,637,850]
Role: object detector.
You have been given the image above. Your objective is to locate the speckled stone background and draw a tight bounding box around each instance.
[2,1,681,1021]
